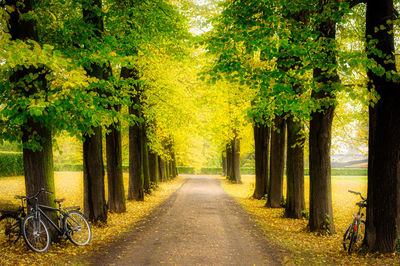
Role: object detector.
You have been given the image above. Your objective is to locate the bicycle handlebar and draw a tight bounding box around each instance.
[348,190,366,201]
[15,188,53,201]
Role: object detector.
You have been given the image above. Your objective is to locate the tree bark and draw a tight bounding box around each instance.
[227,136,241,184]
[365,0,400,253]
[106,120,126,213]
[221,152,227,176]
[165,160,170,180]
[122,66,144,201]
[81,0,108,223]
[226,145,233,178]
[142,130,151,194]
[267,116,286,208]
[148,151,159,187]
[8,0,57,216]
[253,123,270,199]
[308,1,339,234]
[284,116,305,218]
[158,156,165,182]
[83,127,107,222]
[171,152,177,178]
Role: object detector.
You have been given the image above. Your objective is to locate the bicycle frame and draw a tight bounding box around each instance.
[34,204,67,235]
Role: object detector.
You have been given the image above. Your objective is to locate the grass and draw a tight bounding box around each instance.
[0,172,185,265]
[220,175,399,265]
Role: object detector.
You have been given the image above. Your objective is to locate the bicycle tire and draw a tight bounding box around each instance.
[342,223,353,251]
[348,220,365,254]
[64,211,91,246]
[0,214,21,244]
[22,214,51,253]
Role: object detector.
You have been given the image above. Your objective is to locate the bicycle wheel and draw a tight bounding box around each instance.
[348,220,365,254]
[22,214,51,253]
[65,211,91,246]
[342,223,353,251]
[0,214,21,244]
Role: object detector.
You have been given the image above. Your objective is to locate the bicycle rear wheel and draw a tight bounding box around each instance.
[22,214,51,253]
[65,211,91,246]
[0,214,21,244]
[348,220,365,254]
[343,223,353,251]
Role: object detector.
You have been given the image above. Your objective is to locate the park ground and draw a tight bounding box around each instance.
[0,173,399,265]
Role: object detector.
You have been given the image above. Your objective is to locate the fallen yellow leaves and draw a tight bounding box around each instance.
[220,175,400,265]
[0,172,185,265]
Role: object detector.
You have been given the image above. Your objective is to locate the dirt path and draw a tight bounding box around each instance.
[88,175,286,265]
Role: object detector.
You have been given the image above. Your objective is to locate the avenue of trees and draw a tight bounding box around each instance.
[1,0,400,255]
[205,0,400,253]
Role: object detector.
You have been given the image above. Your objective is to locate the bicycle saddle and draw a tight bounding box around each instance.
[54,198,66,203]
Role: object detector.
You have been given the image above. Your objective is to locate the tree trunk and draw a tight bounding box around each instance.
[148,151,159,187]
[83,126,107,222]
[120,67,144,201]
[365,0,400,253]
[226,145,232,178]
[158,156,165,182]
[128,105,144,201]
[308,1,338,234]
[284,116,305,218]
[8,0,57,220]
[81,0,108,223]
[267,116,286,208]
[106,121,126,213]
[253,123,270,199]
[22,119,57,236]
[142,130,151,194]
[227,137,241,184]
[171,152,177,178]
[165,160,170,180]
[221,152,227,176]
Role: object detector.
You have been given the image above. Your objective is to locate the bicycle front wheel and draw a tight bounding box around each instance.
[65,211,91,246]
[22,214,51,253]
[0,214,21,244]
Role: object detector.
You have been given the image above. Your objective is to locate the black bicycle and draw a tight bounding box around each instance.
[343,190,367,254]
[0,195,26,244]
[21,188,91,253]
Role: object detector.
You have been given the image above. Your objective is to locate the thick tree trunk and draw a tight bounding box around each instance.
[226,145,233,178]
[165,160,170,180]
[158,156,165,182]
[221,152,227,176]
[22,119,57,231]
[365,0,400,253]
[308,1,338,234]
[227,137,241,184]
[106,121,126,213]
[285,116,305,218]
[253,123,270,199]
[8,0,57,216]
[120,67,144,201]
[142,131,151,194]
[171,152,177,178]
[83,126,107,222]
[81,0,108,223]
[148,151,159,187]
[128,105,144,201]
[267,116,286,208]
